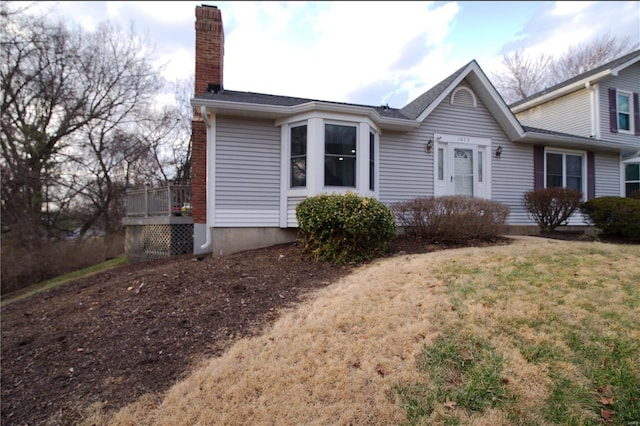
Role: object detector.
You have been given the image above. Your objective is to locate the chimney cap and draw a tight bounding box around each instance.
[201,4,218,8]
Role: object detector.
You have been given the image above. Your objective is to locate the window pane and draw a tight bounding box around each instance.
[291,125,307,156]
[618,94,630,113]
[369,132,375,191]
[324,124,356,186]
[291,158,306,187]
[566,177,582,191]
[478,150,483,183]
[566,155,582,177]
[438,148,444,181]
[325,157,356,187]
[626,164,640,181]
[546,153,563,188]
[619,113,630,131]
[325,124,356,155]
[626,182,640,197]
[291,125,307,187]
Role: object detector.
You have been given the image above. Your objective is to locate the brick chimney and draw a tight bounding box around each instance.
[195,4,224,96]
[191,4,224,225]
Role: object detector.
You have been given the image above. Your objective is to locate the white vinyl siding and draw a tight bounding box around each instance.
[286,196,306,227]
[215,116,281,227]
[379,80,532,224]
[378,129,433,204]
[516,89,592,137]
[595,152,622,197]
[599,64,640,143]
[425,83,532,224]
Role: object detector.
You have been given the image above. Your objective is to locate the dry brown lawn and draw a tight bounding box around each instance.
[97,237,639,425]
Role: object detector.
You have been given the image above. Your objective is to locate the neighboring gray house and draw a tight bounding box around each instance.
[190,5,639,256]
[511,49,640,199]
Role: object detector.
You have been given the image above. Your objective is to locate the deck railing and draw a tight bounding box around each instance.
[125,185,191,217]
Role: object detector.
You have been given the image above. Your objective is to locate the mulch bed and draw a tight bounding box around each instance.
[0,234,515,425]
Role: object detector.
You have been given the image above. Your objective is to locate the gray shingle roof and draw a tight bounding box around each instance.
[400,61,472,120]
[510,49,640,108]
[195,90,410,119]
[522,125,597,141]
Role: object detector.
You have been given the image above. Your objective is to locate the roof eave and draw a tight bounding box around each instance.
[511,70,611,113]
[191,98,420,131]
[518,132,637,153]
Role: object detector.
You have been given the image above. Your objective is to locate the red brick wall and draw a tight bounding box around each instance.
[192,5,224,224]
[191,119,207,224]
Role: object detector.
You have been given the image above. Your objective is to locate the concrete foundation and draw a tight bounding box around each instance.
[210,227,299,257]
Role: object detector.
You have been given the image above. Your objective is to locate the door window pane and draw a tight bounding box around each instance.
[454,148,473,196]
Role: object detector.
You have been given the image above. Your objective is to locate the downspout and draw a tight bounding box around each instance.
[199,105,214,251]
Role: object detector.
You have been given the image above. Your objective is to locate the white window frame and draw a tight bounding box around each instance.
[617,90,633,134]
[544,148,587,199]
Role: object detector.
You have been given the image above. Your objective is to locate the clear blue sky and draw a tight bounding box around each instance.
[26,1,640,108]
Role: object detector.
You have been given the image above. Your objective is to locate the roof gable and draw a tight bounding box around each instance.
[401,60,525,140]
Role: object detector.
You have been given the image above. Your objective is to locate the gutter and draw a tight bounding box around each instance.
[191,98,421,131]
[199,105,214,252]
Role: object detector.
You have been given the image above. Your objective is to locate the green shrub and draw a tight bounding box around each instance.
[523,188,583,232]
[391,196,510,242]
[581,196,640,240]
[295,192,396,264]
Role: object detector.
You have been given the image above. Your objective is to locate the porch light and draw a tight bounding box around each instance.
[496,145,503,158]
[426,139,434,153]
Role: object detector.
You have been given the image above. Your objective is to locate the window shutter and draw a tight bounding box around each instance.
[534,145,544,189]
[609,88,618,133]
[633,92,640,136]
[587,152,595,200]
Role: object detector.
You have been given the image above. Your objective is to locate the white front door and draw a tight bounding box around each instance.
[434,134,491,199]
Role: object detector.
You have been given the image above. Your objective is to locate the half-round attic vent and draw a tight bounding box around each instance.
[451,86,477,108]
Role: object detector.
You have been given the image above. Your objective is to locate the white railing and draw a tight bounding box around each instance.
[125,185,191,217]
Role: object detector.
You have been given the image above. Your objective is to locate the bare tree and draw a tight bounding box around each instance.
[550,33,639,82]
[492,33,639,105]
[1,9,161,244]
[491,49,553,105]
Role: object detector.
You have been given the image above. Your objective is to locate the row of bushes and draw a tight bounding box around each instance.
[296,193,510,264]
[296,190,639,265]
[523,187,640,240]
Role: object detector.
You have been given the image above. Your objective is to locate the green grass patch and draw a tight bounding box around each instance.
[1,256,127,306]
[403,242,640,425]
[397,329,509,424]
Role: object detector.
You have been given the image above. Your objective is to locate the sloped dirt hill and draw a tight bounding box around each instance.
[1,237,509,425]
